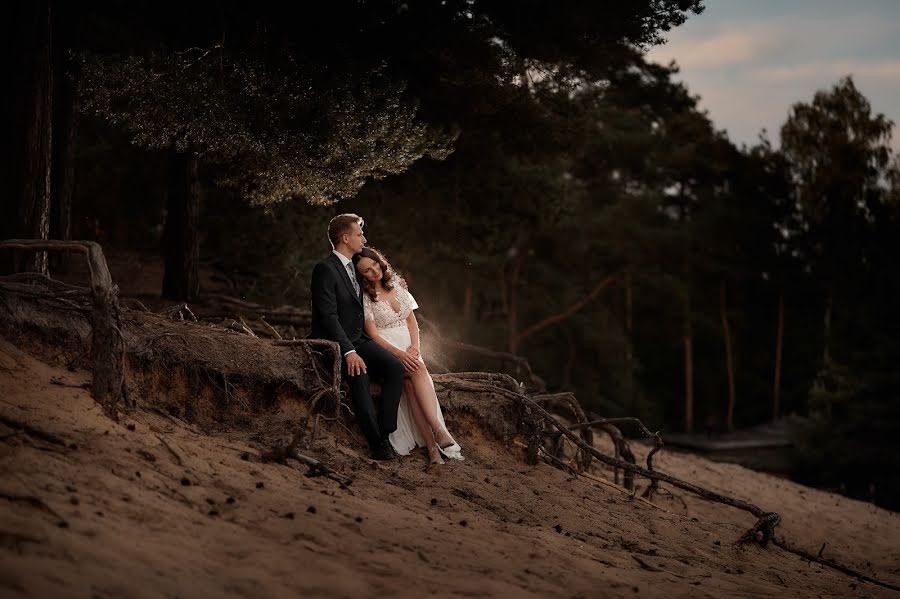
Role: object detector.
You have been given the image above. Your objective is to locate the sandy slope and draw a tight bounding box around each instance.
[1,336,898,598]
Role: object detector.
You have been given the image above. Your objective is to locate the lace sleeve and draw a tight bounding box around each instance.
[394,276,419,311]
[363,294,374,321]
[405,288,419,311]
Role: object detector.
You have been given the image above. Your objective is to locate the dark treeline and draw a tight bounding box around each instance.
[4,2,900,509]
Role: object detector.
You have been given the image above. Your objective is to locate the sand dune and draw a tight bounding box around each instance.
[1,336,898,598]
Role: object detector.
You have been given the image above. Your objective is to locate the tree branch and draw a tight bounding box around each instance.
[513,270,622,345]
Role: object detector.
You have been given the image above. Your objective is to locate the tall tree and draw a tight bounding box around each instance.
[2,0,53,274]
[781,77,894,369]
[48,11,81,273]
[72,1,702,300]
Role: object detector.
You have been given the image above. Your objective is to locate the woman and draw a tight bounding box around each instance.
[352,247,462,464]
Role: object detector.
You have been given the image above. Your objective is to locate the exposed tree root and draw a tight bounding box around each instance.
[532,392,594,471]
[431,375,781,546]
[772,537,900,593]
[0,239,125,421]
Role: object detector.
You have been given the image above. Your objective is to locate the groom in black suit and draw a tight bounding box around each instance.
[310,213,405,460]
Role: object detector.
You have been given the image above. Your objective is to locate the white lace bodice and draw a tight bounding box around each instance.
[363,276,419,330]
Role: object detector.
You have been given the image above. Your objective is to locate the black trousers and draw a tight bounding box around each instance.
[344,339,405,449]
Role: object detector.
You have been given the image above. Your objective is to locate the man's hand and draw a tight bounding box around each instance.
[399,277,408,290]
[395,350,420,372]
[345,352,367,377]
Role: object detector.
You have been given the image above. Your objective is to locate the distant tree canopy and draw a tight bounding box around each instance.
[63,1,704,301]
[79,53,456,205]
[73,0,703,205]
[781,77,899,510]
[16,2,900,509]
[781,76,894,284]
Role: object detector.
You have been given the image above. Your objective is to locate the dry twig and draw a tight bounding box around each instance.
[773,538,900,593]
[258,317,282,340]
[261,442,352,488]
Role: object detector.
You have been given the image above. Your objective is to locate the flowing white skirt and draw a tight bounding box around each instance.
[378,325,463,460]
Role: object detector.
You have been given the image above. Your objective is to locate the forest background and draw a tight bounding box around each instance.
[4,1,899,510]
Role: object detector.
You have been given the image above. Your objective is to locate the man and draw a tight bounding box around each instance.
[310,214,405,460]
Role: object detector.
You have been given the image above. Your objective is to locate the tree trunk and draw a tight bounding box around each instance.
[624,269,635,412]
[772,291,784,421]
[162,149,200,301]
[562,324,576,389]
[2,0,53,275]
[720,281,737,432]
[506,252,523,355]
[49,42,80,274]
[682,202,694,434]
[462,281,472,328]
[0,240,125,420]
[822,289,832,366]
[684,334,694,433]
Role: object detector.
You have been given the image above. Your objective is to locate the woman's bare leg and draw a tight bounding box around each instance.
[403,378,440,462]
[407,363,455,447]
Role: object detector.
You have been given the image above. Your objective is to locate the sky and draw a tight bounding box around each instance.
[645,0,900,152]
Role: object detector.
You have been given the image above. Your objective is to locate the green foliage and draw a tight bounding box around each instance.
[79,51,456,205]
[64,3,900,508]
[793,190,900,510]
[781,76,894,278]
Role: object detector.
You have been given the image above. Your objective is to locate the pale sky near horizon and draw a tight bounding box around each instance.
[645,0,900,152]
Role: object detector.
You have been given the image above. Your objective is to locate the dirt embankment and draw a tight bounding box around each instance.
[1,334,899,598]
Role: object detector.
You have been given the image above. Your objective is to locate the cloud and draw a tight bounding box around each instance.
[650,30,782,68]
[752,60,900,83]
[644,7,900,151]
[649,14,899,72]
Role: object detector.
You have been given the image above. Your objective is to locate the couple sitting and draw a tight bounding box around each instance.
[310,213,462,464]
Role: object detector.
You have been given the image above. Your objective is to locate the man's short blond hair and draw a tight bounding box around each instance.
[328,213,364,248]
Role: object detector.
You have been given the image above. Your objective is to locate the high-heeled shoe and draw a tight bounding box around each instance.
[435,428,458,450]
[428,444,445,465]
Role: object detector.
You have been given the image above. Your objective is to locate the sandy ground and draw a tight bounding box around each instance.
[1,336,899,598]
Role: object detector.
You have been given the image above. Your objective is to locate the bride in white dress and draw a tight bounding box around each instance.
[352,247,463,464]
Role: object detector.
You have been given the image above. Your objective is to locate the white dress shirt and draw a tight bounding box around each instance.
[332,250,359,357]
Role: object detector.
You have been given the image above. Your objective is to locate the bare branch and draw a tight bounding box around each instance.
[513,270,622,345]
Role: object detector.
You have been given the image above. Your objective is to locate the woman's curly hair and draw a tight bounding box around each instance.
[352,246,396,301]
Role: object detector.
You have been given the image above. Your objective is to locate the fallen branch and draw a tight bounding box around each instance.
[261,442,352,488]
[50,376,90,390]
[238,316,257,337]
[225,319,256,337]
[258,317,282,340]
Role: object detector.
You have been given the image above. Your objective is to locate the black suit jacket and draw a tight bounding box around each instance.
[310,253,368,355]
